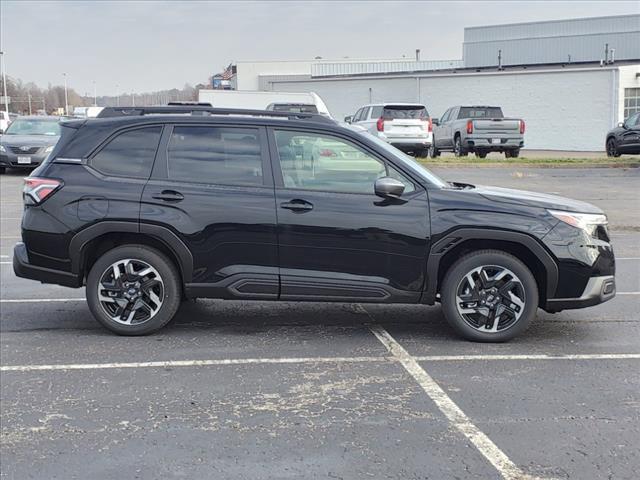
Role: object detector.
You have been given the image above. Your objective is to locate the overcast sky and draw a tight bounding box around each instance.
[2,0,638,95]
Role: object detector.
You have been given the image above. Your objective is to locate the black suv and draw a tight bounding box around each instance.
[14,106,616,341]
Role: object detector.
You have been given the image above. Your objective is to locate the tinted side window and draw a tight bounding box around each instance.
[353,108,363,122]
[362,107,371,120]
[274,130,414,194]
[167,126,262,186]
[370,106,383,118]
[440,109,450,123]
[91,127,161,178]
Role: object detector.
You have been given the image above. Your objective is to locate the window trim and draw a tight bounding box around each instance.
[156,124,272,188]
[267,126,421,196]
[87,125,164,180]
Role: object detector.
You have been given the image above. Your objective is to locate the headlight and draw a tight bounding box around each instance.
[44,145,54,153]
[0,144,6,153]
[548,209,608,233]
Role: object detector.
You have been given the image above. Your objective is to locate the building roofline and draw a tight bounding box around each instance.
[465,13,640,31]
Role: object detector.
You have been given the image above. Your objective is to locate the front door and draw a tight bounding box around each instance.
[140,123,279,299]
[269,127,430,302]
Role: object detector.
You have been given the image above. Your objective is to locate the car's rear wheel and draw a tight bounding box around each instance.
[86,245,181,335]
[441,250,538,342]
[454,136,467,157]
[606,138,620,158]
[505,149,520,158]
[475,151,487,159]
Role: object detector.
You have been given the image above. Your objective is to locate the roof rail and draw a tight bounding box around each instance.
[96,105,335,124]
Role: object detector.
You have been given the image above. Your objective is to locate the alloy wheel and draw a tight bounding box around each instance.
[455,265,526,333]
[606,139,617,157]
[97,259,165,326]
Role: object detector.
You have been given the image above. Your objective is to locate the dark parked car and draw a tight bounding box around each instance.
[606,112,640,157]
[0,116,62,173]
[14,106,615,341]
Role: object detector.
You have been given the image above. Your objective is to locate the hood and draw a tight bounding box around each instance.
[0,134,60,147]
[472,184,603,214]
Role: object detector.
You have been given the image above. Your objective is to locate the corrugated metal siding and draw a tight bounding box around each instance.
[311,60,464,77]
[464,31,640,67]
[465,14,639,42]
[464,14,640,67]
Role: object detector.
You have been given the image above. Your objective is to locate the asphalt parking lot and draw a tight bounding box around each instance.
[1,166,639,480]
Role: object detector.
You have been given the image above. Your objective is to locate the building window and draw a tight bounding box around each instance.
[624,88,640,120]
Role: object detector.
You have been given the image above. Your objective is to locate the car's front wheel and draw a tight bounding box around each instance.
[440,250,538,342]
[606,138,620,158]
[454,136,467,157]
[86,245,182,335]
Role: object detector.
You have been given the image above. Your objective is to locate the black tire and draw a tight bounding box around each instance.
[475,151,487,159]
[86,245,182,335]
[440,250,539,342]
[454,136,467,157]
[428,143,440,158]
[418,148,430,158]
[505,149,520,159]
[606,138,620,158]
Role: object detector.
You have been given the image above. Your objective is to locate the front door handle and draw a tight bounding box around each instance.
[152,190,184,202]
[280,199,313,212]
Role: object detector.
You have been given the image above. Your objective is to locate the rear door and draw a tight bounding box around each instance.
[140,123,279,298]
[381,105,429,141]
[269,127,430,302]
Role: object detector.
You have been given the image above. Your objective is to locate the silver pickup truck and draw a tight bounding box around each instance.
[429,106,525,158]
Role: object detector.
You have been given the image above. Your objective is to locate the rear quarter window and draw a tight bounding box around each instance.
[90,127,162,178]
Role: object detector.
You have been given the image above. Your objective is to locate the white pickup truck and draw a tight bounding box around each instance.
[430,106,525,158]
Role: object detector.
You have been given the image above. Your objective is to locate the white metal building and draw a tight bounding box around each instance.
[227,15,640,151]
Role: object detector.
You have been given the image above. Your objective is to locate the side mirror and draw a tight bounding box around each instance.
[432,118,440,126]
[374,177,405,199]
[344,115,352,124]
[618,122,625,128]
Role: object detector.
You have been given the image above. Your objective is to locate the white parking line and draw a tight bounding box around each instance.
[0,356,388,372]
[618,292,640,295]
[0,298,86,303]
[617,257,640,260]
[368,324,540,480]
[413,353,640,361]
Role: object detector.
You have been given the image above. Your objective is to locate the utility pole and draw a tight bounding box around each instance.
[132,92,135,107]
[27,92,32,115]
[93,81,97,106]
[63,72,69,115]
[0,51,9,117]
[115,84,119,107]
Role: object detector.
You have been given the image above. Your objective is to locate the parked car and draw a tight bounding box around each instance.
[198,89,332,117]
[0,110,11,133]
[14,105,615,341]
[0,116,61,173]
[430,106,525,158]
[266,102,319,114]
[605,112,640,157]
[346,103,432,157]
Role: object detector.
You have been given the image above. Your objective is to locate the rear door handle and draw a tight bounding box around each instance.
[280,199,313,212]
[152,190,184,202]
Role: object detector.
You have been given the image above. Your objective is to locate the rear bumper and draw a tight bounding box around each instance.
[378,133,432,149]
[464,137,524,151]
[13,242,82,288]
[544,275,616,311]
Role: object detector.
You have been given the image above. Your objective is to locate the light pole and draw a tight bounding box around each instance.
[62,72,69,115]
[0,51,9,117]
[93,81,97,106]
[115,84,119,107]
[131,91,135,107]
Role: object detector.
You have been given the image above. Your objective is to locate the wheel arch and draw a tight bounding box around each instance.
[423,229,558,306]
[69,221,193,284]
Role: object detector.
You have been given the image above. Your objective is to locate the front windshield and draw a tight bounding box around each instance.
[350,128,447,188]
[4,119,61,136]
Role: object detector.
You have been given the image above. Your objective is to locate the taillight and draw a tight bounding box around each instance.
[376,117,385,132]
[519,120,526,134]
[319,148,336,157]
[23,177,62,205]
[466,120,473,134]
[424,118,433,133]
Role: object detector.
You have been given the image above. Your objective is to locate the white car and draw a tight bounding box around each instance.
[0,111,10,133]
[346,103,433,157]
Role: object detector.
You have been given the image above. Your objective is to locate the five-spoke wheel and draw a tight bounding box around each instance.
[441,250,538,342]
[87,245,181,335]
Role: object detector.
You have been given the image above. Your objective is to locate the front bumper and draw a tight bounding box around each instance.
[0,152,48,168]
[545,275,616,311]
[13,242,82,288]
